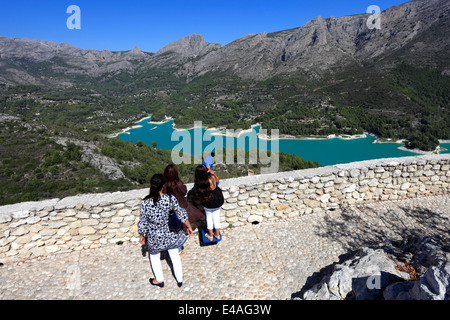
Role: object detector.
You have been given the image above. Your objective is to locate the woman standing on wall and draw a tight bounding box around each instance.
[138,174,193,288]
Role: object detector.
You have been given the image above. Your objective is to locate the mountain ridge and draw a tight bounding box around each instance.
[0,0,448,145]
[0,0,449,205]
[0,0,448,86]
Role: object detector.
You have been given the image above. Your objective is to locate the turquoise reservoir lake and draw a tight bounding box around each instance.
[115,117,449,167]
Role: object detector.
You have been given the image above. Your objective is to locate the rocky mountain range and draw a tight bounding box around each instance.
[161,0,449,81]
[0,0,448,88]
[0,0,448,147]
[0,0,449,206]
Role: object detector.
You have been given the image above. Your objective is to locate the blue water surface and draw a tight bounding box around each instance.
[114,117,449,166]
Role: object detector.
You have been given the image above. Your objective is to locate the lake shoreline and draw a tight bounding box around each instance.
[110,115,448,157]
[108,115,152,138]
[396,145,448,155]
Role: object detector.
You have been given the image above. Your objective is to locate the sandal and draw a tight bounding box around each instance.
[214,233,221,240]
[205,234,213,241]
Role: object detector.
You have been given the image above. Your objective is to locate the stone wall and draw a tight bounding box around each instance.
[1,154,449,264]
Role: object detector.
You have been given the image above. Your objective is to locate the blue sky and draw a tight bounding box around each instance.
[0,0,408,53]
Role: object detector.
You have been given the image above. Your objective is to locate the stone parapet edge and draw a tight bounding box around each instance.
[1,153,449,219]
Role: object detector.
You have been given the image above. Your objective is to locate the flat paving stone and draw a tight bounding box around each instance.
[0,195,449,300]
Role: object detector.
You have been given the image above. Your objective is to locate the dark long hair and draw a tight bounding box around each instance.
[163,164,182,195]
[194,164,212,203]
[144,174,165,205]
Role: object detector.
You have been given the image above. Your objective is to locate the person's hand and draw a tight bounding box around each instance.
[184,220,193,237]
[139,234,146,245]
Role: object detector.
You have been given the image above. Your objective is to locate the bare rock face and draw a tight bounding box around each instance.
[54,138,127,180]
[0,36,154,86]
[175,0,450,80]
[297,236,450,300]
[300,247,410,300]
[0,0,448,86]
[130,46,145,56]
[156,34,221,58]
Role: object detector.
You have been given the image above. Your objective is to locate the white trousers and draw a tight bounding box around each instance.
[149,248,183,283]
[205,207,221,230]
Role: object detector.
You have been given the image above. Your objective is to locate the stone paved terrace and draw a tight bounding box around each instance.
[1,194,449,300]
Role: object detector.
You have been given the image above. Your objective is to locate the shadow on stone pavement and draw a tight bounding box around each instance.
[315,203,450,252]
[291,198,450,299]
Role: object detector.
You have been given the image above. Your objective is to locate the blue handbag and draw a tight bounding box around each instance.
[168,195,182,232]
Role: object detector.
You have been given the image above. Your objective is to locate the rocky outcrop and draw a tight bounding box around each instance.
[0,113,46,131]
[155,34,222,58]
[301,247,410,300]
[54,137,127,180]
[383,237,450,300]
[299,236,450,300]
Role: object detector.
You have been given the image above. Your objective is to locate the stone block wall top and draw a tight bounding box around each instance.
[0,154,449,218]
[219,154,450,189]
[0,189,148,218]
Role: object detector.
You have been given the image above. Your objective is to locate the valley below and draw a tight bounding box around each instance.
[0,0,448,206]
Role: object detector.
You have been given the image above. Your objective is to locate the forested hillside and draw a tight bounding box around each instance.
[0,0,449,205]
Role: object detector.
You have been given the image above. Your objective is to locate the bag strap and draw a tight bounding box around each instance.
[169,194,174,211]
